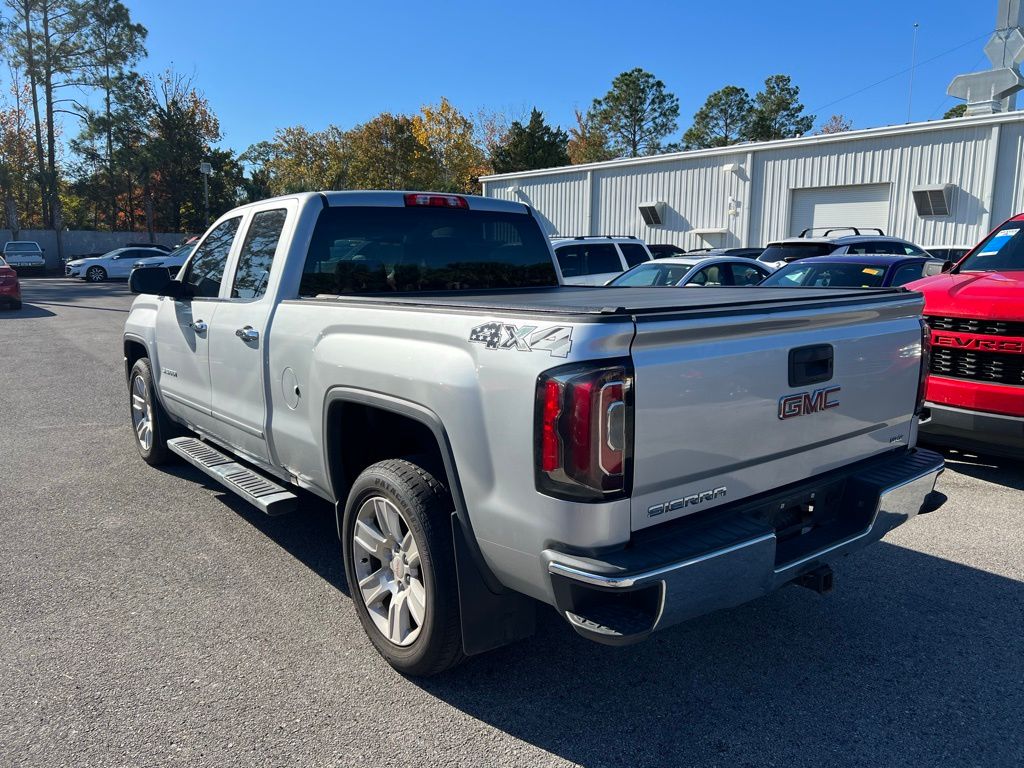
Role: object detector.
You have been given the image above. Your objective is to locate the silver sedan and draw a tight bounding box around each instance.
[606,256,772,287]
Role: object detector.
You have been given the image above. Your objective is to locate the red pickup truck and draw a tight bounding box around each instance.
[910,214,1024,457]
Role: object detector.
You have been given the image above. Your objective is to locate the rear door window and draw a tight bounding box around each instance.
[728,263,768,285]
[618,243,651,268]
[232,209,287,300]
[555,243,622,277]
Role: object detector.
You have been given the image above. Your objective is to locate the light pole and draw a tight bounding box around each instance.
[199,161,212,228]
[907,22,920,123]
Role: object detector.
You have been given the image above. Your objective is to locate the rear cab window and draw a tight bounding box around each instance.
[553,243,621,278]
[301,206,557,295]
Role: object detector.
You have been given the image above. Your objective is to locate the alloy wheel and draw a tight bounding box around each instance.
[351,496,426,647]
[130,374,153,451]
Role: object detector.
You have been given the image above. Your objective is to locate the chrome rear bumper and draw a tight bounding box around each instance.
[544,448,944,645]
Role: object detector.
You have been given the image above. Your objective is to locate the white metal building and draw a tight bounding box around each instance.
[480,112,1024,250]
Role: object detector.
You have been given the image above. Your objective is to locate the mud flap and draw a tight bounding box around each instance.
[452,512,536,656]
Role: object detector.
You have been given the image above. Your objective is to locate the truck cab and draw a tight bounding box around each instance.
[911,214,1024,457]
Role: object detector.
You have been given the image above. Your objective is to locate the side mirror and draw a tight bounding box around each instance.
[941,261,953,273]
[130,266,189,298]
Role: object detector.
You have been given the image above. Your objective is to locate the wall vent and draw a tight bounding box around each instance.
[912,184,954,217]
[638,201,666,226]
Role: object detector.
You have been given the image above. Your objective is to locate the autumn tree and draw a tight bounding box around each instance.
[818,114,853,135]
[744,75,814,142]
[413,97,486,192]
[0,78,42,229]
[683,85,751,149]
[591,68,679,157]
[490,108,568,173]
[346,113,433,190]
[243,125,348,196]
[567,108,615,164]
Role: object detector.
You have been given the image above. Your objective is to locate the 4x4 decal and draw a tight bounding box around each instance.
[469,322,573,358]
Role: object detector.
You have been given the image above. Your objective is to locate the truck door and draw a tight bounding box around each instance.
[207,205,291,464]
[154,217,242,431]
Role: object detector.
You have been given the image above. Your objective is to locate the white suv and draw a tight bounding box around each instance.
[550,236,654,285]
[65,246,167,282]
[2,241,45,269]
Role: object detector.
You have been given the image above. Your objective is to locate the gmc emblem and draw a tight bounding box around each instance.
[932,334,1024,354]
[778,386,841,420]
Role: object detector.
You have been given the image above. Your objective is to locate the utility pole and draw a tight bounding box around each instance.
[199,161,212,229]
[908,22,920,123]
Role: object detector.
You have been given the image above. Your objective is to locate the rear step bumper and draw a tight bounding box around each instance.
[167,437,297,516]
[543,448,944,646]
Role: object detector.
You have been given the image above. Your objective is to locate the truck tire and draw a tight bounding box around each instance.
[86,266,106,282]
[129,357,174,466]
[342,459,464,676]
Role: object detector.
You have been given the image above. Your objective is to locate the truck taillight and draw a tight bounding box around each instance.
[404,193,468,209]
[535,360,633,501]
[916,317,931,416]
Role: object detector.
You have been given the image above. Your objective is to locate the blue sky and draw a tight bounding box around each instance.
[130,0,996,154]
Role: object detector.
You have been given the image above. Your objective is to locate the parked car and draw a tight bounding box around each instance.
[759,255,946,289]
[924,244,973,263]
[550,235,653,285]
[758,227,929,270]
[66,246,167,282]
[124,190,942,676]
[647,243,687,258]
[2,240,45,270]
[910,215,1024,457]
[607,255,771,287]
[132,243,195,273]
[0,256,22,309]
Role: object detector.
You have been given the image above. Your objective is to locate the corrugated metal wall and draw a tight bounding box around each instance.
[752,122,998,247]
[482,114,1024,251]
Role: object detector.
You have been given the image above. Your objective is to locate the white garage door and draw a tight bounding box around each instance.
[790,184,891,236]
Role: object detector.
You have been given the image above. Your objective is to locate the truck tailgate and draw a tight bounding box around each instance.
[629,293,925,530]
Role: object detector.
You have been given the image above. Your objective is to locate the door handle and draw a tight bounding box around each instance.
[235,326,259,343]
[189,320,208,333]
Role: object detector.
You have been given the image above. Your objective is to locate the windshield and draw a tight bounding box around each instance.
[760,262,888,288]
[300,206,557,295]
[5,242,39,252]
[958,222,1024,272]
[758,243,835,264]
[609,262,696,286]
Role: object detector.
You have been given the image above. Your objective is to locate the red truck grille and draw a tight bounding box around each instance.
[930,347,1024,386]
[926,316,1024,337]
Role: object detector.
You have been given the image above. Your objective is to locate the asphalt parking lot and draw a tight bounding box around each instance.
[1,278,1022,768]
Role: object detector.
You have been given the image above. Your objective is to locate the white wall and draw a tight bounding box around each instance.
[482,113,1024,250]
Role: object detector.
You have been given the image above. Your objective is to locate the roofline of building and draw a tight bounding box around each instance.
[479,111,1024,183]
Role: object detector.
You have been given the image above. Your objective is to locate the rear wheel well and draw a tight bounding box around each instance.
[326,401,447,501]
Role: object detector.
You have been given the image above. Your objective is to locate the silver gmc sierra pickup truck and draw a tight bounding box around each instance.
[123,191,944,676]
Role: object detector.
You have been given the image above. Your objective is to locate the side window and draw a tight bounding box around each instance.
[555,243,622,276]
[891,263,925,286]
[902,243,926,256]
[183,217,242,298]
[689,265,723,286]
[729,263,768,285]
[232,209,287,300]
[619,243,651,268]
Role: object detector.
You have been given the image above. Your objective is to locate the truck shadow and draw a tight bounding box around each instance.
[163,461,1024,767]
[0,303,56,319]
[933,446,1024,491]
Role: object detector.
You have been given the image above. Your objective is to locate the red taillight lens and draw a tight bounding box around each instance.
[535,360,633,501]
[404,193,469,209]
[916,317,931,415]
